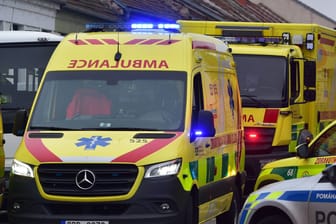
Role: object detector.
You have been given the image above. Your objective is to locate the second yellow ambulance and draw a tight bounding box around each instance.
[8,24,245,224]
[178,21,336,195]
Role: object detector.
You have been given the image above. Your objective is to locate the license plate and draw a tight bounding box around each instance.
[61,221,109,224]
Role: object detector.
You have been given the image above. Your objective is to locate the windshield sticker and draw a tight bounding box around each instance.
[75,136,112,150]
[315,157,336,164]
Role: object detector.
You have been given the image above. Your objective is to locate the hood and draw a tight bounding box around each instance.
[17,131,183,165]
[262,156,300,169]
[254,173,321,194]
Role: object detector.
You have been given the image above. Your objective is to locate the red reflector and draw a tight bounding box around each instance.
[263,109,279,123]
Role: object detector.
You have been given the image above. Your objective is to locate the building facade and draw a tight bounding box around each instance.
[0,0,335,36]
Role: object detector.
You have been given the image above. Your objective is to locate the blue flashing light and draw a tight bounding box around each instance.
[158,23,180,29]
[131,23,154,29]
[195,130,203,136]
[132,23,180,30]
[85,22,180,33]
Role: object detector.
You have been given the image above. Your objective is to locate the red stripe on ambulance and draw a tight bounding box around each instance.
[263,109,279,123]
[24,132,62,162]
[158,40,181,45]
[85,39,104,45]
[125,39,146,44]
[69,39,87,45]
[112,132,182,163]
[319,37,335,46]
[140,39,162,44]
[68,38,181,46]
[102,39,119,44]
[192,40,216,50]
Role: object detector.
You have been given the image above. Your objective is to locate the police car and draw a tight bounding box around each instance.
[239,164,336,224]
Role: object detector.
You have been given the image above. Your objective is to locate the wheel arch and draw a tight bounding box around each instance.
[249,206,293,224]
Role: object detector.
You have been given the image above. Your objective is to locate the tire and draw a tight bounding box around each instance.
[216,185,242,224]
[185,193,198,224]
[256,214,292,224]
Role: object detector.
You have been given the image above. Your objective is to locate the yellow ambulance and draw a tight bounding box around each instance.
[8,23,245,224]
[0,111,4,210]
[178,21,336,195]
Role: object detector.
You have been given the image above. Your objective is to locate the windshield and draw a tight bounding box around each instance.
[233,54,288,108]
[30,70,186,132]
[312,125,336,156]
[0,43,58,133]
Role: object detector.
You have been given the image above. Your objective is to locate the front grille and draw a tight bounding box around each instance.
[38,164,138,196]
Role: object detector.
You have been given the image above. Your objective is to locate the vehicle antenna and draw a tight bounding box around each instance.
[114,32,122,61]
[75,33,78,44]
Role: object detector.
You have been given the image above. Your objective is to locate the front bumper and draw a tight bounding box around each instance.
[8,174,190,224]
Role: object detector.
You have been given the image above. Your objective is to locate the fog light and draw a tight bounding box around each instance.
[160,203,170,211]
[13,202,21,210]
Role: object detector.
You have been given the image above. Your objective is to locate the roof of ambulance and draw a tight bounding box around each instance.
[0,31,63,43]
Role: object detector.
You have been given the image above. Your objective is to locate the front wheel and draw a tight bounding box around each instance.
[216,185,241,224]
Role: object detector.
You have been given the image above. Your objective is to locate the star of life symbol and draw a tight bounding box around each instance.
[75,136,112,150]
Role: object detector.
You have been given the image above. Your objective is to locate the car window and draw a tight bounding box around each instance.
[312,125,336,156]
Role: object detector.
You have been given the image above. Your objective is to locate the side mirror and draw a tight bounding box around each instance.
[296,143,309,158]
[12,109,28,136]
[297,129,313,145]
[322,165,336,184]
[190,110,216,142]
[296,129,313,158]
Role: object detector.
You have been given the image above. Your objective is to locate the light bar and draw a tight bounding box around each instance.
[218,36,282,44]
[158,23,180,29]
[131,23,154,29]
[85,23,180,32]
[85,23,126,30]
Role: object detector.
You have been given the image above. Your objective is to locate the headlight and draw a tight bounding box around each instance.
[145,159,181,178]
[11,159,34,178]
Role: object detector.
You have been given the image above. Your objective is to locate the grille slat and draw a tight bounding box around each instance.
[38,164,138,197]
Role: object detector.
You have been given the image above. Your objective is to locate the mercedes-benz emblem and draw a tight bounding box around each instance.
[75,169,96,190]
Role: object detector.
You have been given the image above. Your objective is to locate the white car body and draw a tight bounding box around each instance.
[239,165,336,224]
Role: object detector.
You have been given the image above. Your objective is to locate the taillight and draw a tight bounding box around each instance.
[244,127,275,153]
[246,132,258,141]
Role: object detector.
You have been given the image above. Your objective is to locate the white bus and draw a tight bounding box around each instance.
[0,31,62,210]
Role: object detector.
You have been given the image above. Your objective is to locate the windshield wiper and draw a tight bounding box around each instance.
[241,94,267,107]
[29,126,76,131]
